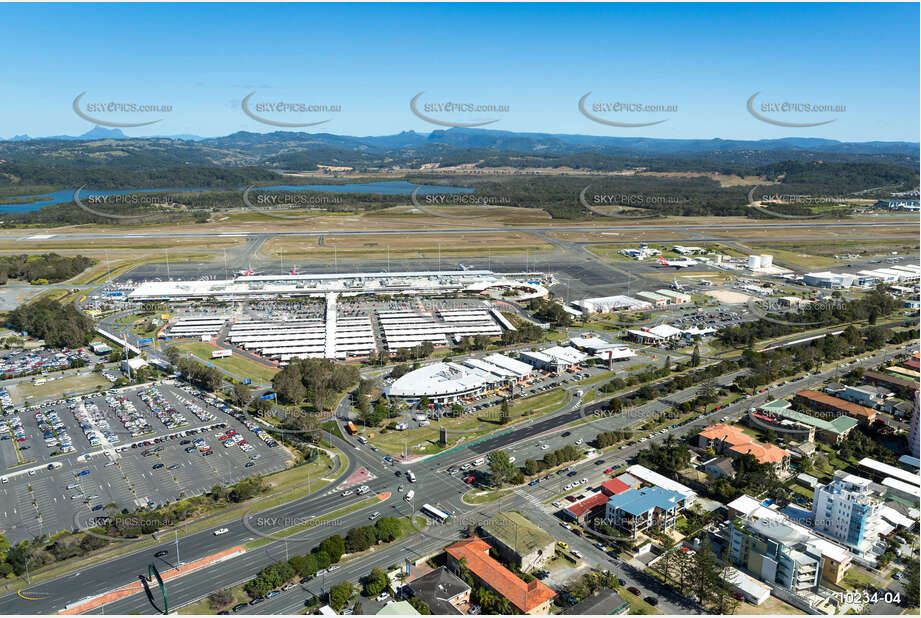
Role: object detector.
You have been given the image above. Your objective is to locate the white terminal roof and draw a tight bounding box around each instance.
[482,353,533,377]
[568,336,621,352]
[576,295,652,312]
[541,346,588,364]
[627,324,685,340]
[388,362,489,398]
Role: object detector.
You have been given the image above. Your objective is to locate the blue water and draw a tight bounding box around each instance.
[0,181,474,213]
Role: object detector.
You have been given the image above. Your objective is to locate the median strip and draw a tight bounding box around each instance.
[58,545,245,614]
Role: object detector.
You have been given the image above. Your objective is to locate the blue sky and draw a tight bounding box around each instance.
[1,3,918,141]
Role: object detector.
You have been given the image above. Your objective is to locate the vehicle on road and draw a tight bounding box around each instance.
[627,586,641,595]
[154,550,168,558]
[557,541,568,550]
[213,527,229,535]
[368,511,381,521]
[376,592,390,602]
[644,596,659,606]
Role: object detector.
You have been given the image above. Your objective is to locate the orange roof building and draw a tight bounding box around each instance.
[445,537,556,615]
[698,423,790,468]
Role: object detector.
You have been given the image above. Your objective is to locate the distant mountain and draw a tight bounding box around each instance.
[2,126,204,142]
[423,128,920,156]
[0,126,917,171]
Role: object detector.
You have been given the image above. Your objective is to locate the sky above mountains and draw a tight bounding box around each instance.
[2,3,918,141]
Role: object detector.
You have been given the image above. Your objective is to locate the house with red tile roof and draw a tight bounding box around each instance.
[445,537,556,615]
[697,423,790,470]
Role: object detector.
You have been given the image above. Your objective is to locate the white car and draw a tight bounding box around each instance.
[575,439,583,445]
[342,489,354,497]
[213,527,229,536]
[376,592,390,602]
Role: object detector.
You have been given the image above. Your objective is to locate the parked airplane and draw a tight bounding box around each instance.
[658,256,698,269]
[671,278,684,291]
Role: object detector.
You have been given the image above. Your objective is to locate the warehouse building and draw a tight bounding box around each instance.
[656,289,691,304]
[636,291,670,306]
[626,323,684,344]
[574,295,652,314]
[803,272,858,289]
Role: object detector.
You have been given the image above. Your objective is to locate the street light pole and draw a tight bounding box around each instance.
[174,529,180,571]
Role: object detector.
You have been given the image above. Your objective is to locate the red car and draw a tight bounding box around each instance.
[603,467,614,474]
[565,495,578,502]
[627,587,641,596]
[463,475,475,483]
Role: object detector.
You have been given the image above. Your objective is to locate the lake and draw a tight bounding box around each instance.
[0,181,474,213]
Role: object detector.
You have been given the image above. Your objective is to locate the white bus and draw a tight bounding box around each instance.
[420,503,450,523]
[211,349,231,359]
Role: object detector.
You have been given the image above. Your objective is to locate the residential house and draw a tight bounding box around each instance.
[445,537,556,615]
[405,567,470,615]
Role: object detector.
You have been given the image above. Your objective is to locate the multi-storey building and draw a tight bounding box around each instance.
[811,475,884,553]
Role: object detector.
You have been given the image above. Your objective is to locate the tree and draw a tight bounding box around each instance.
[487,450,516,486]
[524,458,540,476]
[658,536,676,582]
[318,535,345,563]
[329,581,355,612]
[904,559,920,609]
[231,382,252,407]
[691,343,701,367]
[407,597,431,614]
[363,567,389,597]
[499,398,510,424]
[208,588,234,610]
[691,538,719,607]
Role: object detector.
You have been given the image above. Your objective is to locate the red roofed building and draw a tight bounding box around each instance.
[446,537,556,615]
[563,492,609,523]
[601,478,632,496]
[697,423,790,470]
